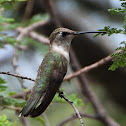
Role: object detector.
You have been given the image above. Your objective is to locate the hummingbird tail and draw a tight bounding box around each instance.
[19,96,41,117]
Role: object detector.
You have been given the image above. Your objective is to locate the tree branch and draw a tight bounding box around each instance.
[20,117,31,126]
[11,90,31,99]
[2,105,21,111]
[44,0,61,27]
[65,54,113,80]
[17,27,50,45]
[59,92,84,126]
[0,71,35,82]
[56,113,99,126]
[23,0,34,21]
[11,48,26,89]
[42,113,50,126]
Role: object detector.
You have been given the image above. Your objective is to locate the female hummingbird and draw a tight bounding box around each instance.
[19,28,106,117]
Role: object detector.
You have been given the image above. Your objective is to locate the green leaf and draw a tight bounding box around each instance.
[0,96,25,107]
[69,94,84,106]
[8,91,17,96]
[109,41,126,71]
[0,15,14,23]
[4,36,17,46]
[94,26,123,37]
[53,93,65,103]
[0,115,12,126]
[0,77,7,92]
[0,77,6,84]
[108,8,126,14]
[29,14,49,25]
[109,62,118,71]
[124,15,126,23]
[0,23,20,31]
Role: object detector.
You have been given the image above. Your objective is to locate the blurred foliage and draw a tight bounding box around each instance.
[0,15,14,23]
[96,0,126,71]
[94,26,123,37]
[34,116,46,126]
[0,96,25,107]
[29,14,49,25]
[0,115,13,126]
[53,93,84,106]
[0,77,7,92]
[109,41,126,71]
[0,0,26,4]
[0,77,25,108]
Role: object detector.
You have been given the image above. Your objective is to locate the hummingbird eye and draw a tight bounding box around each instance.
[59,32,68,37]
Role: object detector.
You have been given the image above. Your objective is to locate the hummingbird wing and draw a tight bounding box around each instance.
[30,66,66,117]
[19,51,68,117]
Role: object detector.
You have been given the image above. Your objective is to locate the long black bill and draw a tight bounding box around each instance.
[73,31,106,35]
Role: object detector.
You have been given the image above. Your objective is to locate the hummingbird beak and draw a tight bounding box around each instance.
[73,31,106,35]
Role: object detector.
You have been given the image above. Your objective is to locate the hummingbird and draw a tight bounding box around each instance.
[19,28,106,117]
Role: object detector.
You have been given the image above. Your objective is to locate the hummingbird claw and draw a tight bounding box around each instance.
[58,91,64,98]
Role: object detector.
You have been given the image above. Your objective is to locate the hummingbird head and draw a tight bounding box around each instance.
[49,28,75,46]
[49,27,106,52]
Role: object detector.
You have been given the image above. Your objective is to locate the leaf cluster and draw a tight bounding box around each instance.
[0,77,25,108]
[108,2,126,14]
[94,26,123,37]
[0,115,13,126]
[0,96,25,107]
[95,1,126,70]
[109,41,126,71]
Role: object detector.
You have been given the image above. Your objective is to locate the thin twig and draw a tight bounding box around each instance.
[42,113,50,126]
[65,50,122,81]
[17,27,50,45]
[12,48,26,89]
[17,20,49,35]
[11,90,31,99]
[15,45,28,51]
[59,92,84,126]
[16,19,49,42]
[20,117,31,126]
[2,105,21,111]
[0,71,35,82]
[56,113,99,126]
[44,0,61,27]
[65,54,113,80]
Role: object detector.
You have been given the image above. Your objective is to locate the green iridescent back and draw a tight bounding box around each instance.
[32,50,68,95]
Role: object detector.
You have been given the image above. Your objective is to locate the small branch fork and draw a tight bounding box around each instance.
[59,92,84,126]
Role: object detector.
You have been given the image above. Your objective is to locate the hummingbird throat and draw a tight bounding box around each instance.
[51,44,69,62]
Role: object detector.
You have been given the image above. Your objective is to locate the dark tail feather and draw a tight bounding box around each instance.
[19,97,40,117]
[30,89,57,117]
